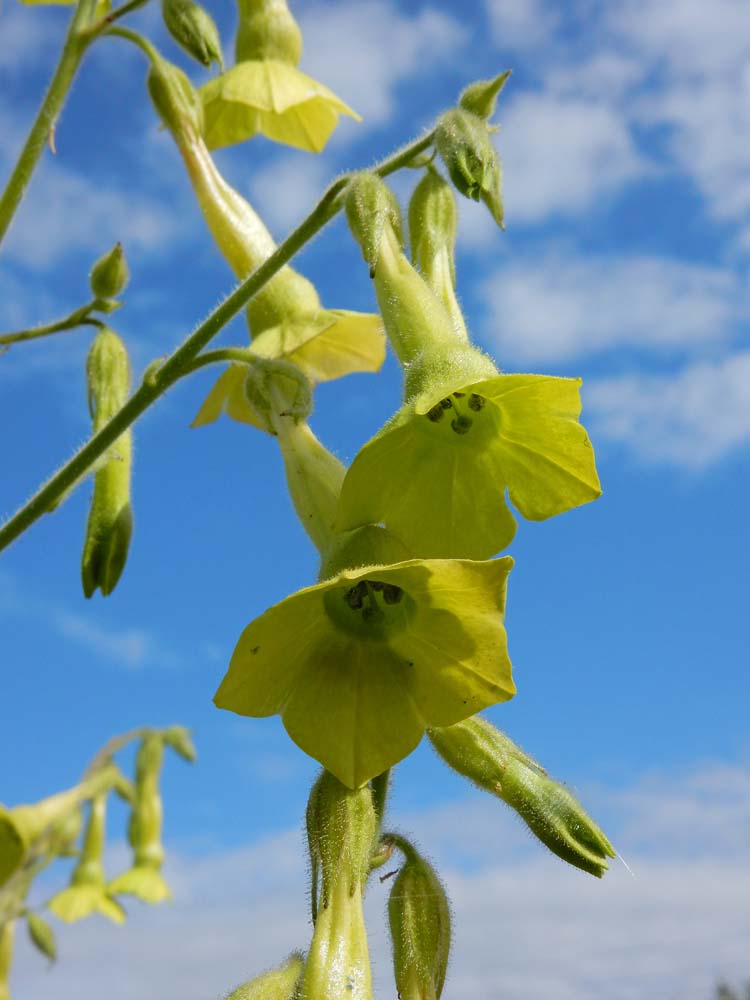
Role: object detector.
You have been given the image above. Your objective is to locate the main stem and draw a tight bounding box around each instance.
[0,0,100,247]
[0,130,435,553]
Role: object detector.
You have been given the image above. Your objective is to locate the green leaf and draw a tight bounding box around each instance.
[214,557,514,788]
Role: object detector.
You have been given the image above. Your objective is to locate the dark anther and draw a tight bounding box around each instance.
[427,404,445,422]
[368,264,376,279]
[453,391,466,398]
[344,583,365,610]
[369,581,384,592]
[451,415,473,435]
[382,584,403,605]
[439,397,453,409]
[362,605,385,625]
[468,393,485,411]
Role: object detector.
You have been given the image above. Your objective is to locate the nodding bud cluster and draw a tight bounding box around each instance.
[81,328,133,599]
[428,718,616,878]
[235,0,303,65]
[459,70,512,121]
[345,172,404,277]
[302,771,377,999]
[408,168,467,341]
[89,243,129,300]
[388,836,451,1000]
[435,109,504,229]
[162,725,197,763]
[161,0,223,69]
[25,912,56,963]
[225,952,305,1000]
[147,52,204,141]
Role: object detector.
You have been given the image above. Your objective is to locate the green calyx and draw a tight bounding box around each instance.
[146,50,204,141]
[435,108,504,229]
[428,718,616,878]
[89,243,129,300]
[243,357,314,432]
[226,952,305,1000]
[345,173,404,277]
[459,70,512,121]
[161,0,224,70]
[235,0,303,65]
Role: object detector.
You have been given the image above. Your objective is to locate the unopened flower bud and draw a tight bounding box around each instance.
[89,243,129,300]
[235,0,303,65]
[226,952,305,1000]
[459,70,511,121]
[26,913,56,962]
[147,52,204,141]
[162,725,197,763]
[388,836,451,1000]
[428,718,616,877]
[162,0,223,69]
[408,168,466,340]
[345,173,404,277]
[435,109,504,229]
[81,328,133,598]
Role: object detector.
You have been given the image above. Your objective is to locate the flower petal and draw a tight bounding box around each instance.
[478,375,602,520]
[191,365,264,429]
[109,866,171,904]
[48,886,100,923]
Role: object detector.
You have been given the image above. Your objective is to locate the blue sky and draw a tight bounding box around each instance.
[1,0,748,997]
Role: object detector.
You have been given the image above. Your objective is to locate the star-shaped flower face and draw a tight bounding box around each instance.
[200,61,361,152]
[109,866,171,904]
[336,363,602,560]
[214,556,515,788]
[48,866,126,925]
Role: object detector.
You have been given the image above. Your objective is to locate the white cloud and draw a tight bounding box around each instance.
[485,0,560,51]
[248,154,330,236]
[11,762,750,999]
[587,352,750,467]
[478,252,742,363]
[3,161,186,271]
[298,0,467,129]
[0,5,61,74]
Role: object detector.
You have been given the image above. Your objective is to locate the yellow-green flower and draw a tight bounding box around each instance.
[214,533,514,788]
[48,795,125,925]
[336,343,602,559]
[201,61,360,152]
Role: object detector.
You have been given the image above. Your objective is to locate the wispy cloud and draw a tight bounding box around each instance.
[11,761,750,999]
[586,352,750,467]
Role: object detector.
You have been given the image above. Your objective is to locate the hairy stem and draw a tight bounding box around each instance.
[0,302,104,350]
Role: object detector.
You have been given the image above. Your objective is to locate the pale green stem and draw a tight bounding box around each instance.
[0,302,103,351]
[0,0,100,247]
[0,128,435,553]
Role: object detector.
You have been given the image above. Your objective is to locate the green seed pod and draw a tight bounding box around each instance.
[345,173,404,277]
[435,108,504,229]
[388,837,451,1000]
[26,913,56,963]
[408,168,466,341]
[428,718,616,878]
[162,726,197,763]
[235,0,303,65]
[162,0,223,69]
[81,328,133,599]
[459,70,512,121]
[226,952,305,1000]
[89,242,129,300]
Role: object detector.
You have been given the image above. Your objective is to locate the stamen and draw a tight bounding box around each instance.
[427,404,445,423]
[382,584,403,605]
[439,397,454,409]
[468,393,485,411]
[369,581,384,592]
[343,583,365,610]
[451,415,473,435]
[453,391,466,398]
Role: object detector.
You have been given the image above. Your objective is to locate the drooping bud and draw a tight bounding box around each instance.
[147,50,204,141]
[345,174,458,366]
[387,835,451,1000]
[226,952,305,1000]
[428,718,616,878]
[235,0,303,65]
[162,725,197,763]
[301,771,376,1000]
[89,243,129,300]
[408,168,467,341]
[162,0,223,69]
[25,913,56,963]
[345,172,404,277]
[459,70,512,121]
[435,108,504,229]
[81,328,133,598]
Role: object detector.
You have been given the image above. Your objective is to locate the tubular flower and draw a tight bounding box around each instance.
[339,180,601,559]
[48,795,125,925]
[214,525,514,788]
[109,735,171,904]
[200,0,360,152]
